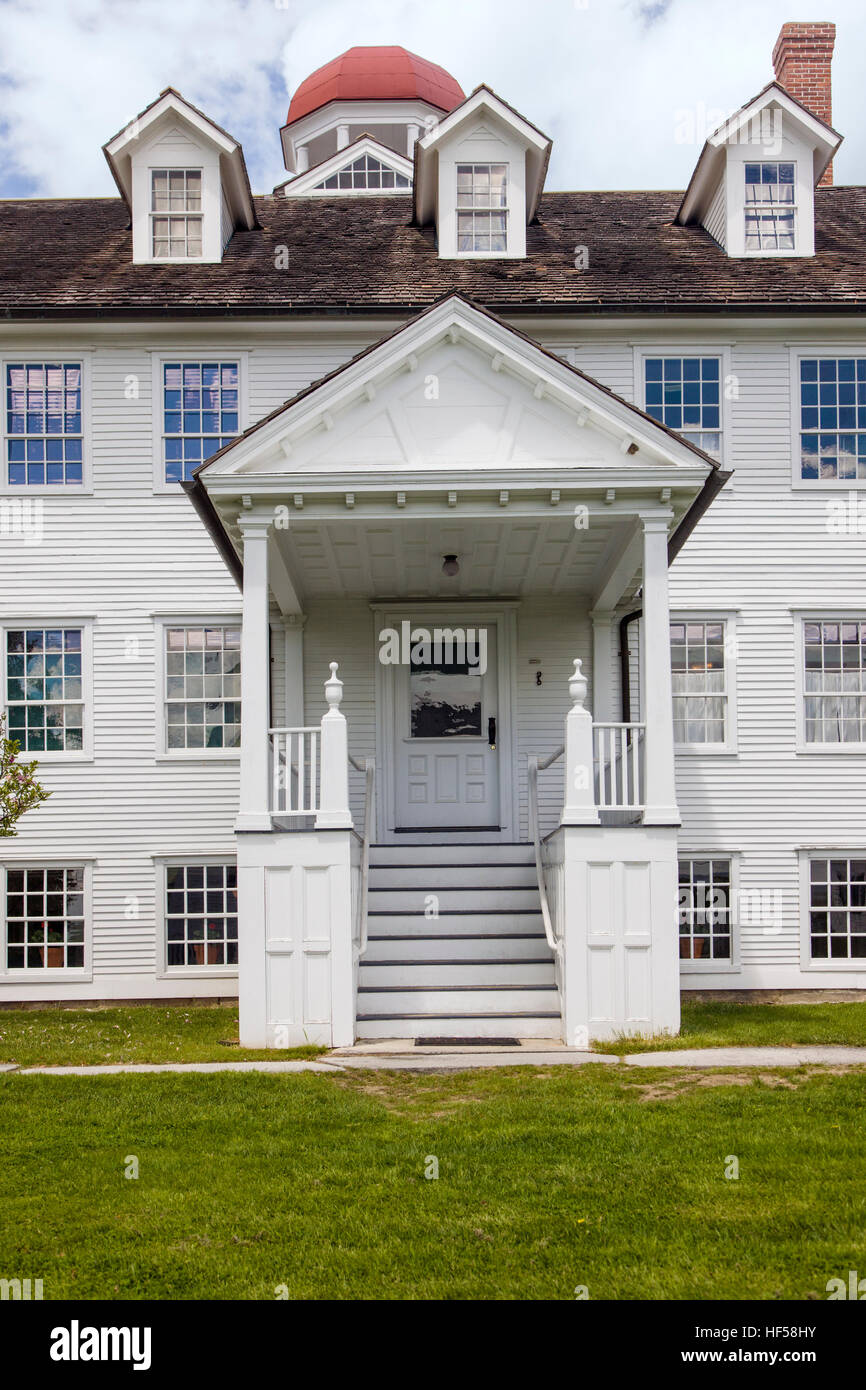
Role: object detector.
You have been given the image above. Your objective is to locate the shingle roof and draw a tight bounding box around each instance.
[1,186,865,317]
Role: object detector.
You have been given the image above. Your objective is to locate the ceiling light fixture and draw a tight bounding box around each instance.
[442,554,459,577]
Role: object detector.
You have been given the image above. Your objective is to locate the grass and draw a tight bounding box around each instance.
[0,1003,325,1067]
[592,999,866,1055]
[1,1064,865,1299]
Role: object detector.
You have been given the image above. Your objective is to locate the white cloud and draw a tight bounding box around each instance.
[1,0,864,199]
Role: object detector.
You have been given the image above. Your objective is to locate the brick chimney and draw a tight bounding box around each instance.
[772,21,836,185]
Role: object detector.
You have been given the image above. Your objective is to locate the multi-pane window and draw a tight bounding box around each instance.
[678,858,731,961]
[315,154,410,191]
[162,361,239,483]
[744,162,795,250]
[803,620,866,744]
[799,358,866,481]
[457,164,508,253]
[6,363,82,485]
[809,857,866,960]
[5,867,85,970]
[671,621,726,745]
[5,628,84,752]
[645,358,721,458]
[151,169,202,258]
[164,625,241,751]
[166,863,238,967]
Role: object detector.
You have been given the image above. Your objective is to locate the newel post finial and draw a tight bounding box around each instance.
[324,661,343,714]
[569,657,587,710]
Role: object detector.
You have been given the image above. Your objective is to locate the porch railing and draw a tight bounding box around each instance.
[527,745,565,959]
[349,754,375,960]
[270,727,320,815]
[593,722,645,812]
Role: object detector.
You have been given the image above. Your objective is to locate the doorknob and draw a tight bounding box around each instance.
[488,716,496,750]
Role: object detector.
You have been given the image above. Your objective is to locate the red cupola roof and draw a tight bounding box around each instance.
[286,46,465,125]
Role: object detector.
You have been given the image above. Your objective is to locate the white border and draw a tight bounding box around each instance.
[788,345,866,491]
[797,846,866,973]
[0,352,93,497]
[153,613,243,761]
[0,617,95,762]
[153,853,239,980]
[670,608,739,755]
[150,351,248,495]
[676,849,741,974]
[792,608,866,754]
[0,858,94,983]
[633,344,733,473]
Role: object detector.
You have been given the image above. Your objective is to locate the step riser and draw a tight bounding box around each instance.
[363,934,550,962]
[367,912,545,935]
[370,843,534,866]
[369,865,538,890]
[357,986,558,1014]
[355,1016,563,1040]
[359,962,556,987]
[368,888,541,912]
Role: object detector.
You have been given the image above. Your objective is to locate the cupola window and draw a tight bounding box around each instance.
[315,153,410,191]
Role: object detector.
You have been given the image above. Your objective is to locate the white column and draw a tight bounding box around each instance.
[315,663,353,830]
[283,614,306,726]
[336,124,350,150]
[406,123,420,155]
[295,144,309,173]
[560,658,600,827]
[641,516,680,825]
[236,515,273,832]
[590,609,617,722]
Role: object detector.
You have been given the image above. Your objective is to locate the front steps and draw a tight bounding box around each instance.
[356,842,562,1041]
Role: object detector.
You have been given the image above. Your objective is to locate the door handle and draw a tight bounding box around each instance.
[488,716,496,750]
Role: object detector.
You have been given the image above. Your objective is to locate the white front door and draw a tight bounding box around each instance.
[394,625,500,830]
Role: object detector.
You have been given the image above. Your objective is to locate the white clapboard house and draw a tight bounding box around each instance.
[1,25,864,1046]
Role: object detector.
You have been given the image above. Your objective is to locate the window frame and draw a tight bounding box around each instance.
[677,851,741,974]
[794,610,866,754]
[150,352,247,494]
[153,614,243,760]
[634,345,733,471]
[0,353,92,496]
[0,859,93,981]
[0,618,94,762]
[154,855,239,979]
[788,347,866,489]
[798,848,866,971]
[669,609,739,755]
[148,166,204,262]
[743,160,797,254]
[455,161,510,259]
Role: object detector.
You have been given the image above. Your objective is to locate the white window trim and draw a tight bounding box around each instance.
[153,854,238,979]
[633,345,733,472]
[455,161,511,260]
[150,351,248,495]
[149,167,204,262]
[0,352,93,497]
[788,345,866,490]
[792,608,866,755]
[729,154,808,260]
[797,847,866,972]
[670,609,739,755]
[677,849,741,974]
[0,617,95,762]
[153,613,243,761]
[0,858,94,982]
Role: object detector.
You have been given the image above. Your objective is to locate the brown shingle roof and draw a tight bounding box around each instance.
[1,186,865,317]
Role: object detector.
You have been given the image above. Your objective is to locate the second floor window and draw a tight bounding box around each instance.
[5,627,84,753]
[457,163,508,254]
[644,357,721,459]
[671,620,727,746]
[164,625,241,751]
[804,620,866,744]
[6,362,82,486]
[162,361,239,483]
[744,161,795,251]
[799,358,866,481]
[151,169,202,258]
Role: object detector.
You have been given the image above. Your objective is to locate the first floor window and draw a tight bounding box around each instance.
[809,857,866,960]
[162,361,239,483]
[744,161,795,251]
[678,858,731,961]
[166,863,237,967]
[671,620,727,745]
[644,357,721,459]
[164,624,241,750]
[799,358,866,481]
[6,362,82,485]
[5,866,85,970]
[803,619,866,744]
[457,163,508,253]
[5,627,84,752]
[151,169,202,258]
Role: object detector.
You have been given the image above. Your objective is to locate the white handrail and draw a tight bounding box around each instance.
[528,747,564,959]
[349,754,375,959]
[270,726,320,815]
[593,722,645,811]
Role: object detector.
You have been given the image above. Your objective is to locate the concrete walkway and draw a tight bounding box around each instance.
[4,1045,866,1074]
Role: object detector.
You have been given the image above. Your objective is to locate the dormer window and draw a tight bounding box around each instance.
[457,163,508,254]
[744,162,796,251]
[151,169,203,259]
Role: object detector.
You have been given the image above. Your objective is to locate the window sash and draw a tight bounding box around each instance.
[671,620,727,745]
[5,865,86,970]
[799,358,866,481]
[744,162,796,251]
[5,362,83,486]
[164,625,241,751]
[456,164,508,252]
[315,155,410,191]
[5,627,85,753]
[803,619,866,743]
[161,360,239,483]
[808,856,866,960]
[150,170,203,258]
[165,862,238,968]
[678,858,732,961]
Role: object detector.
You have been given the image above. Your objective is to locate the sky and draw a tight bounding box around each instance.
[1,0,865,199]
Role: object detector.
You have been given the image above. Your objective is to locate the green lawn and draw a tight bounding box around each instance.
[1,1065,864,1299]
[0,1003,324,1067]
[593,999,866,1054]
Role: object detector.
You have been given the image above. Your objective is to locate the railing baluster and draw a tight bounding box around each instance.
[269,726,321,817]
[592,722,646,813]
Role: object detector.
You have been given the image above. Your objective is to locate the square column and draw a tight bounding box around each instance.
[236,514,273,832]
[590,608,617,722]
[640,515,680,826]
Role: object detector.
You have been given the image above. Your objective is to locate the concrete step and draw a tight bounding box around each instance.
[358,961,556,988]
[370,842,534,866]
[355,1014,562,1040]
[367,910,545,935]
[368,886,541,913]
[356,984,558,1015]
[368,863,538,890]
[363,932,550,962]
